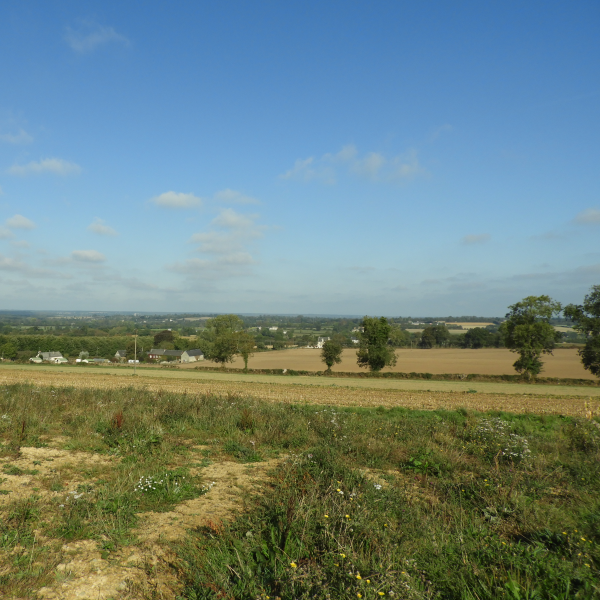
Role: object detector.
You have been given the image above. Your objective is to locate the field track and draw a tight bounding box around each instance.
[1,365,598,417]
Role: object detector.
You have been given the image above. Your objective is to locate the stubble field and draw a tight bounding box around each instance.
[189,347,595,380]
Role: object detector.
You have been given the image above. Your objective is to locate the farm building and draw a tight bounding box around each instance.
[114,349,127,359]
[181,349,204,363]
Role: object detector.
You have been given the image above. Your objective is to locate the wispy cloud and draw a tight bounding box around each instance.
[71,250,106,263]
[214,189,260,205]
[0,227,14,240]
[88,218,118,237]
[280,144,426,184]
[573,208,600,225]
[150,191,203,209]
[169,209,265,278]
[6,214,36,230]
[461,233,491,245]
[65,21,129,53]
[8,158,81,176]
[0,128,33,144]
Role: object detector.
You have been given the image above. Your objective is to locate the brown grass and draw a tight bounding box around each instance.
[0,366,597,417]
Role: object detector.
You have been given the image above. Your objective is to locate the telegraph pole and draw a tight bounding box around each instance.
[134,329,137,376]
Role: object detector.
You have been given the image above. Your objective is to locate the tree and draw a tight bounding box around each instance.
[321,340,343,372]
[500,295,562,378]
[388,326,411,347]
[200,315,244,367]
[154,329,175,346]
[564,284,600,378]
[237,332,255,373]
[1,341,18,360]
[356,316,397,372]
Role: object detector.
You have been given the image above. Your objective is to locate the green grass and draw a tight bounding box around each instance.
[0,382,599,598]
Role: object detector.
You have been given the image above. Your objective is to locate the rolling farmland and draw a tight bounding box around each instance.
[189,347,595,379]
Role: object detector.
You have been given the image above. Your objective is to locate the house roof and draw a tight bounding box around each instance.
[116,349,126,355]
[163,350,183,357]
[186,349,204,357]
[39,351,63,358]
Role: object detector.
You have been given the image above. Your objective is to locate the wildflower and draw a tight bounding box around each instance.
[357,595,362,598]
[378,593,385,596]
[356,574,362,579]
[290,562,297,568]
[346,514,350,518]
[340,553,346,558]
[366,579,371,583]
[324,515,329,518]
[384,524,388,527]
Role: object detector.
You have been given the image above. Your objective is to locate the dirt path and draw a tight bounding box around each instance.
[0,441,280,600]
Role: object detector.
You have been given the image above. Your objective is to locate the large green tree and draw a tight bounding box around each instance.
[564,284,600,378]
[356,316,397,372]
[500,295,562,378]
[200,315,245,367]
[321,339,343,372]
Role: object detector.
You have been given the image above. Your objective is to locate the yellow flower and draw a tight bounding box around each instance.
[324,515,329,518]
[340,553,346,558]
[357,595,362,598]
[585,564,591,568]
[290,562,297,568]
[366,579,371,583]
[562,532,567,535]
[356,574,362,579]
[346,514,350,518]
[384,524,388,527]
[337,488,341,492]
[378,593,385,596]
[334,563,339,567]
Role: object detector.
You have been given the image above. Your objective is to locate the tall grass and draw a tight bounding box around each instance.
[0,382,599,599]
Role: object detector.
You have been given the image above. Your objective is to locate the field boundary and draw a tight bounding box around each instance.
[191,365,600,387]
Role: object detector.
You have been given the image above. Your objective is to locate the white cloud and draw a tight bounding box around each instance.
[6,214,36,230]
[281,145,426,183]
[0,128,33,144]
[150,191,203,209]
[0,227,14,240]
[214,189,260,205]
[65,22,129,53]
[11,240,30,248]
[573,208,600,225]
[71,250,106,263]
[461,233,491,245]
[8,158,81,176]
[88,218,118,237]
[174,209,265,279]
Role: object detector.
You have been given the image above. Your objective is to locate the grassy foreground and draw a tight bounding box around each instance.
[0,382,599,599]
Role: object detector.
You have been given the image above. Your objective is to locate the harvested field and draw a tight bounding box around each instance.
[0,366,598,416]
[189,347,595,379]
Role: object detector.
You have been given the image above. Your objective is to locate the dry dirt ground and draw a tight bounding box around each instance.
[189,347,595,380]
[1,436,282,600]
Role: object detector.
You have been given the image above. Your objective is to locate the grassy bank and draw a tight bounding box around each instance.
[0,382,599,598]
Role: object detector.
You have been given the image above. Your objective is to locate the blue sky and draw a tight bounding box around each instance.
[0,1,599,315]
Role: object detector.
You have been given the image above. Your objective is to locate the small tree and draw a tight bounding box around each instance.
[356,316,397,372]
[200,315,245,367]
[500,295,562,378]
[321,340,343,373]
[564,284,600,378]
[238,332,255,373]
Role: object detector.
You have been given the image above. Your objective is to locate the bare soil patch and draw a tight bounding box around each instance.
[0,440,281,600]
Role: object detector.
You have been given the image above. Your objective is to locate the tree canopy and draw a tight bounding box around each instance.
[321,339,343,372]
[200,314,245,367]
[500,295,562,378]
[564,284,600,378]
[356,316,397,372]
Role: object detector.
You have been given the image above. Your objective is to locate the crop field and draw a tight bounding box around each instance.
[0,379,599,599]
[191,347,595,380]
